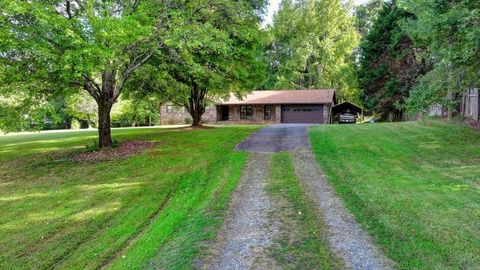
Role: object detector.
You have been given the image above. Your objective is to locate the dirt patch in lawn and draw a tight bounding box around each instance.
[170,125,214,131]
[72,141,157,162]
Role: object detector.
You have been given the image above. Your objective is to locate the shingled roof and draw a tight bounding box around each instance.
[218,89,336,105]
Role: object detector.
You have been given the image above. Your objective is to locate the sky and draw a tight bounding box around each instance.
[263,0,370,26]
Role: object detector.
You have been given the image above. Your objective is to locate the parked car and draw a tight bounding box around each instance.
[339,112,356,124]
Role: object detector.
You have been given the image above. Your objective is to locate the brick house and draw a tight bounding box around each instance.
[160,89,336,125]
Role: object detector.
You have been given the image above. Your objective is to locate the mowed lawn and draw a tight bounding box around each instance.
[0,126,259,269]
[310,121,480,269]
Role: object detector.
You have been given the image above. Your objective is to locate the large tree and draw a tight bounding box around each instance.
[128,0,266,126]
[358,1,428,120]
[0,0,173,147]
[262,0,360,101]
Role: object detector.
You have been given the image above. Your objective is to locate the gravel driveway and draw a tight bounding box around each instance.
[203,124,393,270]
[201,153,280,270]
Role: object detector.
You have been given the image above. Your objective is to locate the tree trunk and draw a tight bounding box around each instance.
[447,90,454,120]
[191,109,202,126]
[187,83,207,127]
[98,102,113,148]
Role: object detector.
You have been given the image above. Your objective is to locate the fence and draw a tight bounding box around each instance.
[460,88,479,121]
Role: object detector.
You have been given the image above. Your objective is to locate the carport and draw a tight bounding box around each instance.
[332,102,363,123]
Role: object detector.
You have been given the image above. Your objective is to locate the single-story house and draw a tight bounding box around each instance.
[159,89,337,125]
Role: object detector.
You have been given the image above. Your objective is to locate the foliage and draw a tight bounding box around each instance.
[400,0,480,114]
[130,0,267,126]
[111,97,160,127]
[0,126,259,269]
[262,0,360,101]
[355,0,385,37]
[358,1,428,120]
[0,0,172,146]
[311,121,480,269]
[66,91,97,129]
[0,93,74,131]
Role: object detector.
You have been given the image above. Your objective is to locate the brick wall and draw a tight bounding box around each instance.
[217,105,281,124]
[159,104,216,125]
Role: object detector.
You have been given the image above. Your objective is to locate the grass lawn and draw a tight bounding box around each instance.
[0,126,259,269]
[310,120,480,269]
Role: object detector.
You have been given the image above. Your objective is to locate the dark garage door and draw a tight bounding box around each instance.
[281,105,324,124]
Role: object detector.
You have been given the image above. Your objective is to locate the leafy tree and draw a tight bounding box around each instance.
[0,1,172,147]
[133,0,266,126]
[358,1,428,120]
[262,0,360,101]
[400,0,480,116]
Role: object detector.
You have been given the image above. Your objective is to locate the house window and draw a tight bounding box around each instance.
[240,105,253,119]
[166,105,175,113]
[264,105,273,120]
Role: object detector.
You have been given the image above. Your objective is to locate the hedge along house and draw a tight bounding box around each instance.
[159,89,336,125]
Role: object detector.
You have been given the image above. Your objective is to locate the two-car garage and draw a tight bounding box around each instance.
[281,105,324,124]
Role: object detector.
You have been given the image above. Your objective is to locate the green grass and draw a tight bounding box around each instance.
[310,121,480,269]
[268,152,343,269]
[0,126,259,269]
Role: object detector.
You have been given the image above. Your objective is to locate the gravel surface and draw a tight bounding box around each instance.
[236,124,312,153]
[291,149,395,270]
[201,153,280,270]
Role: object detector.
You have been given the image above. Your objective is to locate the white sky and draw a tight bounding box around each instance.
[263,0,370,26]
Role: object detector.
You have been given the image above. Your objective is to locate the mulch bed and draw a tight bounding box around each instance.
[72,141,157,162]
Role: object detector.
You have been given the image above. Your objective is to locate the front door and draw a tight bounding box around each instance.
[221,105,229,121]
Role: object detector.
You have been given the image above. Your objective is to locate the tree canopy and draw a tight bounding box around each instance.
[131,0,266,126]
[0,0,265,143]
[357,1,428,120]
[0,0,173,146]
[400,0,480,115]
[262,0,360,101]
[355,0,384,37]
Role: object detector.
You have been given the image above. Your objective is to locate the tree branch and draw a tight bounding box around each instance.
[81,74,101,101]
[113,49,157,101]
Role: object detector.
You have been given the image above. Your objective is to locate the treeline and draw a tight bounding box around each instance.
[1,0,479,146]
[357,0,480,120]
[267,0,480,121]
